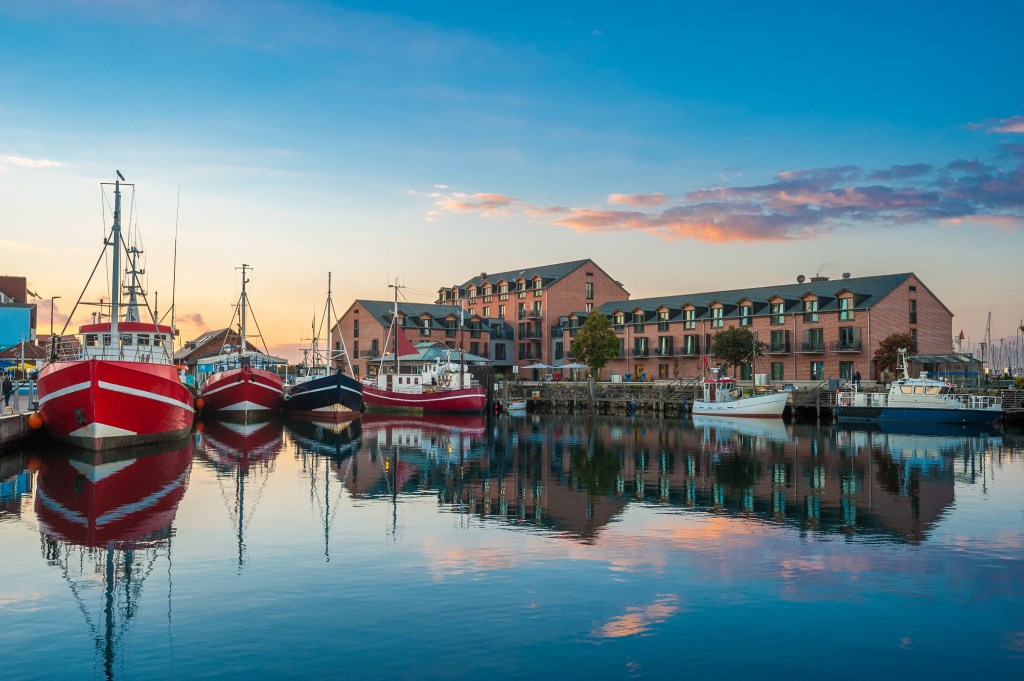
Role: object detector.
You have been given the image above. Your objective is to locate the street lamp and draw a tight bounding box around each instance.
[50,296,61,361]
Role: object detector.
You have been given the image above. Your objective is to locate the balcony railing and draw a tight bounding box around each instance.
[766,343,790,354]
[519,329,543,339]
[799,342,825,353]
[519,310,542,320]
[679,347,701,356]
[830,340,862,352]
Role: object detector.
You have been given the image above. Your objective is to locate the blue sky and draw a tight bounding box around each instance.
[2,1,1022,360]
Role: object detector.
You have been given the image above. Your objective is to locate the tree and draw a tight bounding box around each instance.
[571,312,620,381]
[875,332,917,376]
[710,327,764,376]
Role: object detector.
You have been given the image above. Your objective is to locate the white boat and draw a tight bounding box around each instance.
[691,368,788,418]
[505,399,527,412]
[834,348,1002,425]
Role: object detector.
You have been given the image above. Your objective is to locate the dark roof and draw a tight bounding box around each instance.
[576,272,918,322]
[453,259,592,288]
[356,300,469,328]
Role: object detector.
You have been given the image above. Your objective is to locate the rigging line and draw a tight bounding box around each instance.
[245,301,273,356]
[58,244,114,337]
[217,295,242,356]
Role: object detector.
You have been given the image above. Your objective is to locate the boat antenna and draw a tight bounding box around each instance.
[238,264,250,359]
[169,183,180,346]
[389,279,404,375]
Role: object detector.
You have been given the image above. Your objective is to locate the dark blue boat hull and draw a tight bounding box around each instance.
[283,372,363,420]
[834,405,1000,426]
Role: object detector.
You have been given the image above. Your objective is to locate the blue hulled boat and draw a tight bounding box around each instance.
[283,273,363,422]
[834,349,1002,425]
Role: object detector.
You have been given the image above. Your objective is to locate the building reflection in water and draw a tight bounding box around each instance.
[195,418,284,569]
[284,414,1006,545]
[32,437,194,681]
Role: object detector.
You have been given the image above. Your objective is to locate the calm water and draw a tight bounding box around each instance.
[1,413,1022,680]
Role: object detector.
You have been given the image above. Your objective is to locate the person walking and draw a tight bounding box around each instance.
[853,370,862,391]
[2,374,13,408]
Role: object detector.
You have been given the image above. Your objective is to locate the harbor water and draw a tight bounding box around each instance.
[1,413,1022,680]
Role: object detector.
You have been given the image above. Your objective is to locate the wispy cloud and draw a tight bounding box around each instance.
[968,115,1024,134]
[428,137,1024,242]
[0,155,64,169]
[176,312,206,327]
[607,192,669,207]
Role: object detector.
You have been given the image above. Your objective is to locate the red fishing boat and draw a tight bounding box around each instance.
[199,264,285,418]
[36,172,195,451]
[361,284,487,414]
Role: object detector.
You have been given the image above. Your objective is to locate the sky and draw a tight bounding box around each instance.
[2,0,1022,362]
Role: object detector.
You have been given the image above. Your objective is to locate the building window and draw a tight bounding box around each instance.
[683,308,696,330]
[483,307,490,317]
[585,282,594,300]
[353,319,359,337]
[839,361,853,380]
[770,330,788,353]
[586,303,593,312]
[683,335,699,355]
[534,279,542,291]
[657,336,673,355]
[739,304,752,326]
[498,283,508,294]
[494,344,506,361]
[632,312,644,333]
[658,364,668,379]
[658,310,670,331]
[838,327,860,351]
[810,361,824,381]
[909,299,917,324]
[498,305,505,318]
[839,297,854,321]
[634,337,648,356]
[518,303,527,319]
[804,328,824,352]
[353,341,359,357]
[771,362,785,381]
[910,328,918,343]
[470,342,480,356]
[555,341,563,360]
[370,339,379,356]
[803,299,818,323]
[614,313,625,327]
[771,302,785,325]
[711,307,724,328]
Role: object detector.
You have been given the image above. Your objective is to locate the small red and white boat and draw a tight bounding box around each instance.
[198,264,284,418]
[36,172,195,451]
[691,368,789,418]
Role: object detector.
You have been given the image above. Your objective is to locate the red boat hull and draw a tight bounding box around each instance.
[362,384,486,414]
[200,366,284,417]
[37,359,195,451]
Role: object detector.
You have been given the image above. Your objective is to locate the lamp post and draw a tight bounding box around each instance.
[50,296,61,360]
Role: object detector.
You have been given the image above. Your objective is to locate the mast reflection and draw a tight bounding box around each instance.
[34,438,193,681]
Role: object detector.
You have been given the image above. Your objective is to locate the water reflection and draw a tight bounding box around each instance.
[280,414,1012,545]
[32,438,193,681]
[195,418,284,569]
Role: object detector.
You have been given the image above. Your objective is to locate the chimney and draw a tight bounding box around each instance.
[842,272,851,279]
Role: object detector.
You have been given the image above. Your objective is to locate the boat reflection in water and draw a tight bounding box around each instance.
[195,418,284,569]
[34,438,194,681]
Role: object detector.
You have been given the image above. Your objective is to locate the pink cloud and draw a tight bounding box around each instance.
[607,192,669,207]
[434,192,516,217]
[968,115,1024,134]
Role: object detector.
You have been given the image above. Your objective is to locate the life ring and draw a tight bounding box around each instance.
[439,374,450,387]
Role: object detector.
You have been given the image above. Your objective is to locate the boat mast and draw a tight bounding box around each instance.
[389,279,402,375]
[326,272,355,376]
[239,264,249,361]
[109,171,124,342]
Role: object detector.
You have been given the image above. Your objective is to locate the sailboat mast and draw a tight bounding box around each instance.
[110,173,123,341]
[239,264,249,359]
[392,280,399,375]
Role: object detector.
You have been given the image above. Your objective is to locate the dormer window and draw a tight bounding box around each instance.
[839,296,854,321]
[739,303,752,326]
[770,301,785,325]
[803,299,818,323]
[683,308,696,330]
[711,306,724,328]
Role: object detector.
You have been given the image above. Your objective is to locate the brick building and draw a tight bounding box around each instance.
[435,259,629,376]
[559,272,952,383]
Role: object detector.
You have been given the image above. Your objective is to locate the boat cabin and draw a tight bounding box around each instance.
[73,322,176,364]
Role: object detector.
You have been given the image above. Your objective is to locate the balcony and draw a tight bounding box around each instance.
[799,342,825,353]
[520,310,543,320]
[519,328,543,340]
[679,347,701,356]
[655,348,674,357]
[830,340,863,352]
[633,348,650,357]
[766,343,790,354]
